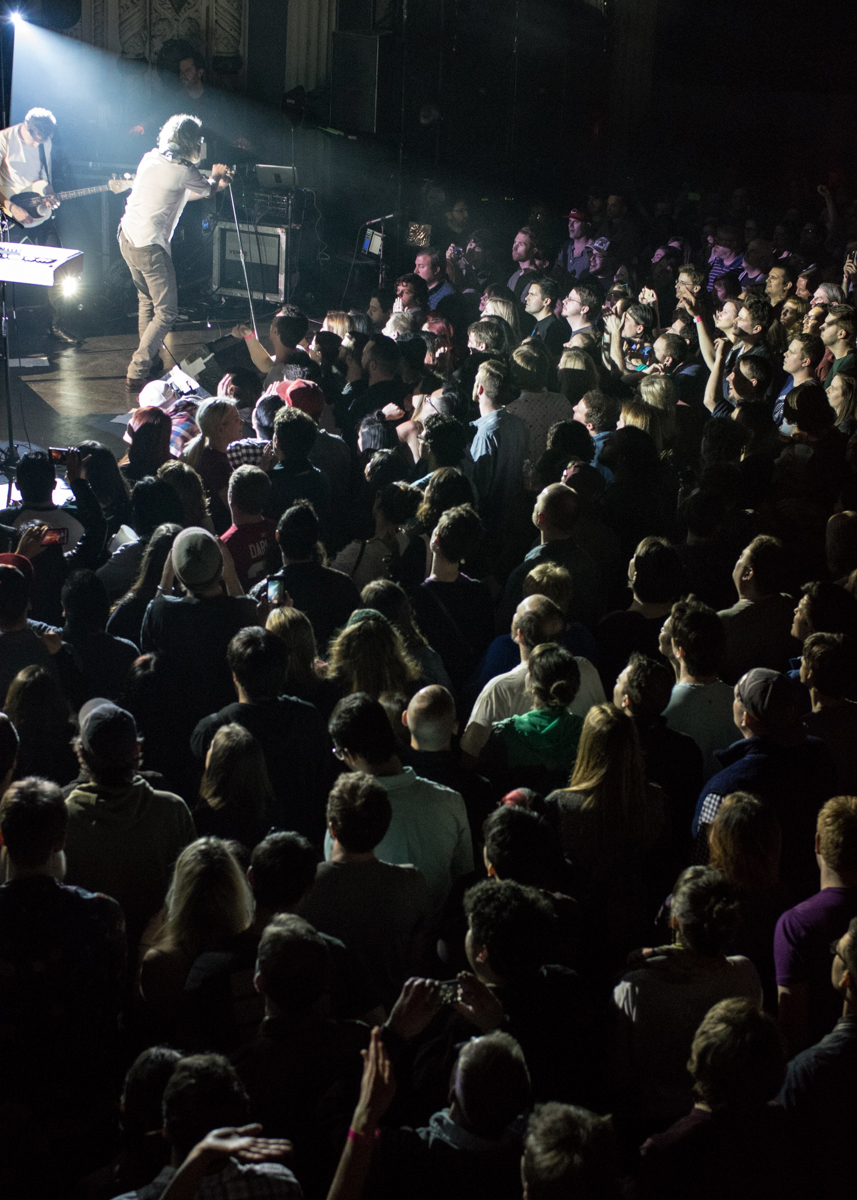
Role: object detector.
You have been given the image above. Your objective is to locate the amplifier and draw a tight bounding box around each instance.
[212,221,287,303]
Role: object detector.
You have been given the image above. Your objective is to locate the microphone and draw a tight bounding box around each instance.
[365,211,400,225]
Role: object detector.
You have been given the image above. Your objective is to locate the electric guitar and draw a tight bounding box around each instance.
[1,175,134,229]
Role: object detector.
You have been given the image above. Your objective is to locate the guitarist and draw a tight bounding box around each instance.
[0,107,78,344]
[119,112,233,394]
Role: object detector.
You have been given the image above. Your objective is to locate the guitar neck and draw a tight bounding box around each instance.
[53,184,113,201]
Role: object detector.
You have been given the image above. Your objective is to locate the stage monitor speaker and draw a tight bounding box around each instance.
[212,221,287,303]
[330,31,396,135]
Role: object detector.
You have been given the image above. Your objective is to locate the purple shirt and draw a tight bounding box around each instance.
[774,886,857,1045]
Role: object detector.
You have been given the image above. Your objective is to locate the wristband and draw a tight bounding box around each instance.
[693,317,702,324]
[348,1127,380,1144]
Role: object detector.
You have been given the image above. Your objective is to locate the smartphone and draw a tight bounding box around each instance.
[41,526,69,546]
[267,578,285,605]
[48,446,72,465]
[437,980,461,1005]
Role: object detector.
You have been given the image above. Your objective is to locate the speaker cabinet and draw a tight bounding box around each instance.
[330,31,397,135]
[212,221,287,303]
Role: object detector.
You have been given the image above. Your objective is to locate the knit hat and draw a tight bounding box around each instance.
[172,526,223,590]
[345,608,391,629]
[78,698,138,761]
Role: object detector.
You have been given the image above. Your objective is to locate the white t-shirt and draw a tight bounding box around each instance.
[120,148,211,252]
[0,124,51,201]
[460,656,606,758]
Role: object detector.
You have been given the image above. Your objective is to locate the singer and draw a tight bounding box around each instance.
[119,113,233,392]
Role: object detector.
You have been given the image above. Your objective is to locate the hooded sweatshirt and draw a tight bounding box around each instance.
[494,707,583,772]
[64,775,195,940]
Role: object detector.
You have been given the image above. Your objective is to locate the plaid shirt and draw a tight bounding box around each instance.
[227,438,269,471]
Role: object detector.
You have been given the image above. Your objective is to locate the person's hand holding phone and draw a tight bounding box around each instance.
[16,523,48,559]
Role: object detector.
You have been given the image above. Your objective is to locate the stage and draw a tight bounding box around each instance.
[2,323,228,463]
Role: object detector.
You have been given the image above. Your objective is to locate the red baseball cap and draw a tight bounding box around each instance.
[564,208,587,221]
[275,379,325,417]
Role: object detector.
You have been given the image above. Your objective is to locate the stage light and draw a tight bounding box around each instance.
[60,276,78,296]
[9,12,24,25]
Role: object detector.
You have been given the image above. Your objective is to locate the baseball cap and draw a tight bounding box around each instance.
[137,379,177,409]
[172,526,223,590]
[277,379,325,418]
[564,208,587,221]
[735,669,800,725]
[78,698,139,761]
[0,553,34,587]
[589,237,610,254]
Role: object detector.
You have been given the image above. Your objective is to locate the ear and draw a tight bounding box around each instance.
[253,969,266,995]
[401,710,409,728]
[247,864,255,888]
[814,831,821,856]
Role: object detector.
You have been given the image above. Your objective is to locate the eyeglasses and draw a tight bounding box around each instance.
[332,745,346,761]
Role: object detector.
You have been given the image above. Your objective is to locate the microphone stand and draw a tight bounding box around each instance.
[226,179,258,339]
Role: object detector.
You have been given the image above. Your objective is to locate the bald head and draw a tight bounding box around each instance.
[404,685,457,751]
[512,594,565,652]
[533,483,581,540]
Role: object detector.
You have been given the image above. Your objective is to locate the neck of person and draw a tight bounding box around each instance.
[678,661,719,686]
[6,851,64,882]
[478,398,499,419]
[820,857,857,890]
[568,313,590,331]
[368,368,394,387]
[230,508,261,528]
[629,594,673,619]
[235,682,273,706]
[832,339,853,362]
[517,258,537,273]
[329,838,376,865]
[207,433,231,454]
[790,367,813,386]
[532,306,552,323]
[810,686,848,713]
[429,551,460,583]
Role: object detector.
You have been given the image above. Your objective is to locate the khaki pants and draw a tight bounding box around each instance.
[119,227,178,380]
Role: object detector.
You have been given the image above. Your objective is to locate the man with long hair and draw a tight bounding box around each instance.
[119,113,233,393]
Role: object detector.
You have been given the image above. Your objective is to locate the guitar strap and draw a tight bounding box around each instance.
[38,141,51,186]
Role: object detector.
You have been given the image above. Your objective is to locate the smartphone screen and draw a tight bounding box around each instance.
[41,527,69,546]
[267,578,284,605]
[48,447,70,465]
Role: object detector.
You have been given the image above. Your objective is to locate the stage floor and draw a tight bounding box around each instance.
[4,325,222,462]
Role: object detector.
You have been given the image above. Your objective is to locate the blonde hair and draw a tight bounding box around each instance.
[199,724,274,835]
[157,459,210,526]
[522,562,574,616]
[639,375,678,442]
[157,836,254,958]
[483,297,524,344]
[558,347,599,390]
[327,615,421,699]
[266,606,322,692]
[817,795,857,876]
[567,703,649,841]
[323,310,354,339]
[182,398,238,470]
[621,399,664,453]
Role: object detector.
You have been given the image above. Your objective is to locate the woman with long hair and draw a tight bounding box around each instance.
[107,523,182,646]
[326,610,421,699]
[97,477,184,602]
[707,791,786,1010]
[547,702,667,974]
[139,836,254,1016]
[78,440,132,538]
[827,371,857,437]
[483,295,525,345]
[4,665,78,784]
[619,399,666,454]
[558,346,600,406]
[265,606,342,718]
[196,723,274,848]
[121,407,173,485]
[360,578,453,688]
[322,310,354,340]
[181,397,243,533]
[157,459,213,531]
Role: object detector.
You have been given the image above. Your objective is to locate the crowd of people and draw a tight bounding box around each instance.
[3,178,857,1199]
